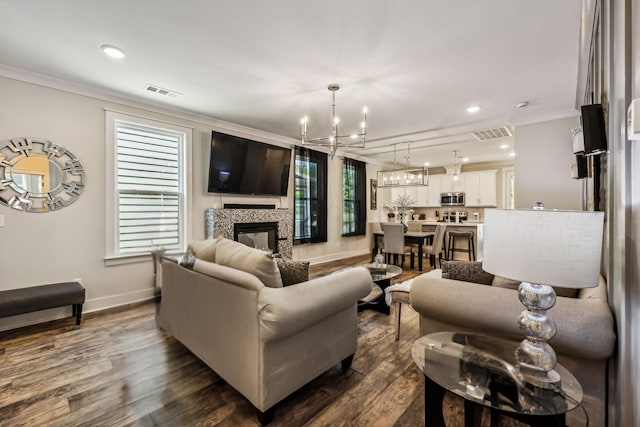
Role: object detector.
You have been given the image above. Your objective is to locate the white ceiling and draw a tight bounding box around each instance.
[0,0,582,168]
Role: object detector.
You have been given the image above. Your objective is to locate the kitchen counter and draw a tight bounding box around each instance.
[420,221,484,260]
[421,220,483,227]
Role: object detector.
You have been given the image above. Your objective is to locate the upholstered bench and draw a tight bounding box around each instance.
[0,282,86,325]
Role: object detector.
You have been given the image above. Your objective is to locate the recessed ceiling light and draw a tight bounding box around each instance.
[500,144,509,149]
[466,105,480,113]
[516,101,529,109]
[462,157,470,162]
[509,152,516,157]
[101,44,125,59]
[424,162,430,166]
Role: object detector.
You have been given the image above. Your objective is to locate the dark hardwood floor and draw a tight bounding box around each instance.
[0,254,435,427]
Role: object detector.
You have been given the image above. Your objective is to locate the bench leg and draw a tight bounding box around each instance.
[74,304,83,325]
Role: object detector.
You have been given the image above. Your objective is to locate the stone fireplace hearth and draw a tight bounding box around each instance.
[205,208,293,259]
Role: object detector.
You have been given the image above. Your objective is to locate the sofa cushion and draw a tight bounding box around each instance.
[491,275,522,289]
[215,238,283,288]
[441,260,494,285]
[275,257,310,286]
[492,275,579,298]
[189,238,222,262]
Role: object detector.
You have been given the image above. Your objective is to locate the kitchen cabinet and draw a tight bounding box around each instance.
[439,174,465,193]
[464,170,497,207]
[425,175,442,207]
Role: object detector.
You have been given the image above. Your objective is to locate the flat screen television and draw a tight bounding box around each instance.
[207,131,292,196]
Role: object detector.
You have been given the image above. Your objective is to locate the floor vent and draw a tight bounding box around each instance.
[472,126,513,141]
[144,84,181,97]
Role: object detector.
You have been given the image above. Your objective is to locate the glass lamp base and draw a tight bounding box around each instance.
[515,282,560,389]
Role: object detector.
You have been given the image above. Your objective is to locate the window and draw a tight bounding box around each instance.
[294,146,327,243]
[342,158,366,236]
[106,111,189,260]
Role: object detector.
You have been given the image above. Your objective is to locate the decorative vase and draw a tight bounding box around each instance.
[374,249,385,267]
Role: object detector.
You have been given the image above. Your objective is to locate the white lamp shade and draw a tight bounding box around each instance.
[482,209,604,288]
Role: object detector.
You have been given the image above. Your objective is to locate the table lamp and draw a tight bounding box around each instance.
[482,207,605,388]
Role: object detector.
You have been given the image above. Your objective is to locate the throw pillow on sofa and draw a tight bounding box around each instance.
[188,238,222,262]
[215,238,283,288]
[274,256,310,286]
[441,260,495,285]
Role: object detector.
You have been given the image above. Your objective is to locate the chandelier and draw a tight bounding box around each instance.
[377,142,428,187]
[300,84,367,159]
[452,149,462,181]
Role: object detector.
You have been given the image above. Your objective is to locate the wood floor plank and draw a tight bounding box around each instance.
[0,254,434,426]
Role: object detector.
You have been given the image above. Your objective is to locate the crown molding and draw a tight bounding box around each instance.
[508,109,580,127]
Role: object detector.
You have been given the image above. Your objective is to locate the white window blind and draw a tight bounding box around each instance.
[115,123,184,255]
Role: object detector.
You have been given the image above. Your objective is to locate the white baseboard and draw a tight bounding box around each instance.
[83,288,157,313]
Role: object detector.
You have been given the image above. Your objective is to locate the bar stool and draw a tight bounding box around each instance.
[446,230,475,261]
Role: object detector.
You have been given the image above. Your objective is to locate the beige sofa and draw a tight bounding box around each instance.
[160,238,371,424]
[410,265,616,426]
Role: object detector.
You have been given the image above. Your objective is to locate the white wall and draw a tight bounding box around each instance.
[514,117,583,210]
[0,75,377,330]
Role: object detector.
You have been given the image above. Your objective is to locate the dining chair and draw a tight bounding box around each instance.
[406,220,424,257]
[381,223,413,268]
[422,224,447,269]
[371,222,384,260]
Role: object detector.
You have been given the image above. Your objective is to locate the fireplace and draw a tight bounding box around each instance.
[234,222,279,254]
[205,208,293,259]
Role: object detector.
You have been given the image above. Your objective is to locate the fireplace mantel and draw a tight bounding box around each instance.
[205,208,293,259]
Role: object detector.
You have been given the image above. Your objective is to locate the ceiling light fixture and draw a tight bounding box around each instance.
[517,101,530,109]
[101,44,125,59]
[510,152,516,157]
[377,142,428,187]
[500,144,509,149]
[452,150,462,181]
[300,84,367,159]
[467,105,480,113]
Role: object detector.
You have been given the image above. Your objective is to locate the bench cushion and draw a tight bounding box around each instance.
[0,282,85,318]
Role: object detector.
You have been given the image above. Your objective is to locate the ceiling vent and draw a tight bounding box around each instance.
[471,126,513,141]
[144,84,181,97]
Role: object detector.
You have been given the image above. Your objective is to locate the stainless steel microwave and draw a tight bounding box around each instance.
[440,192,465,206]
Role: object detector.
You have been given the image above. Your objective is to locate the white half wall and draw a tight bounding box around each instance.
[514,116,583,210]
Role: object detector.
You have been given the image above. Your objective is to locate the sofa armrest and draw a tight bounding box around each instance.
[410,276,616,360]
[258,267,372,342]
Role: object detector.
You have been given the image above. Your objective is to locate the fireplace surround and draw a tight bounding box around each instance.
[205,207,293,259]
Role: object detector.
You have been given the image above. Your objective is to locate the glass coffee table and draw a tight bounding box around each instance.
[412,332,583,427]
[357,263,402,314]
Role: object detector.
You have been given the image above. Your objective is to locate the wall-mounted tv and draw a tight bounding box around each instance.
[207,131,292,196]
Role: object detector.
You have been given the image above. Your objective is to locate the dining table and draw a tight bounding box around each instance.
[373,230,434,271]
